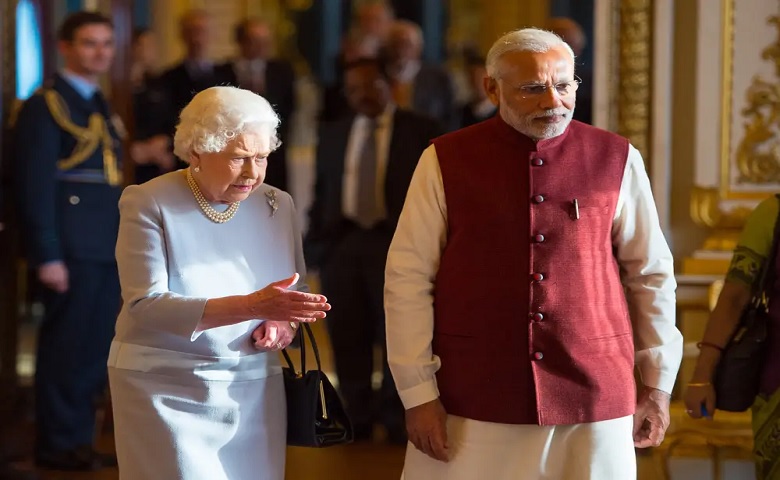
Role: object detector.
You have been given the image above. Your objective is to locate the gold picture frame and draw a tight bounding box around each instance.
[718,0,780,200]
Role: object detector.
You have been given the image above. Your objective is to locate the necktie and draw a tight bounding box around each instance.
[250,62,265,94]
[392,81,413,109]
[355,119,380,228]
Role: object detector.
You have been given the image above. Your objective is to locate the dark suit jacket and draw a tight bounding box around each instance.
[14,74,123,265]
[158,62,237,170]
[305,109,442,268]
[573,68,593,124]
[413,63,456,131]
[160,62,236,128]
[133,73,176,184]
[459,102,497,129]
[225,59,296,191]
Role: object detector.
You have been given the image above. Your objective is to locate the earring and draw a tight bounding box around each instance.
[193,166,200,173]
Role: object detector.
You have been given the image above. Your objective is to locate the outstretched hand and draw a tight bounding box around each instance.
[248,273,331,323]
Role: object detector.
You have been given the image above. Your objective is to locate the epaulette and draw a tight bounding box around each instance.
[40,88,122,186]
[9,83,53,126]
[29,79,55,97]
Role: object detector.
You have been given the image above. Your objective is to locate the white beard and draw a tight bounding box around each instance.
[500,106,575,140]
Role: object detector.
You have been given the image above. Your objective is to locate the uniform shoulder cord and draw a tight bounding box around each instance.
[42,89,121,186]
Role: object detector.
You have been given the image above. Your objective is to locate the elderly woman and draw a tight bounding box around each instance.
[685,194,780,479]
[108,86,330,480]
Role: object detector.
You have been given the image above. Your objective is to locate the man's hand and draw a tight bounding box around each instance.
[129,135,174,171]
[147,135,175,171]
[38,261,68,293]
[633,387,671,448]
[406,398,449,462]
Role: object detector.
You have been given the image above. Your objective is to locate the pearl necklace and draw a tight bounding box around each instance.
[186,169,240,223]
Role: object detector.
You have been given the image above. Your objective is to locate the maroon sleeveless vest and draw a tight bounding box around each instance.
[431,115,634,425]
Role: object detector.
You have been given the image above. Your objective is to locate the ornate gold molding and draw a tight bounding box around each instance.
[731,16,780,186]
[689,0,777,251]
[718,0,780,199]
[617,0,652,162]
[690,186,754,229]
[690,186,749,251]
[718,0,739,199]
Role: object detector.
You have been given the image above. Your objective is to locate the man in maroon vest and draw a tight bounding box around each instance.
[385,27,683,479]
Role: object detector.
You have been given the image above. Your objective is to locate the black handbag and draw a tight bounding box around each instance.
[714,194,780,412]
[281,323,353,447]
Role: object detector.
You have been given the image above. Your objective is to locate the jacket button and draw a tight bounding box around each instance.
[69,195,80,205]
[530,312,544,322]
[533,234,545,243]
[533,195,545,204]
[531,273,544,282]
[533,351,544,360]
[532,158,544,166]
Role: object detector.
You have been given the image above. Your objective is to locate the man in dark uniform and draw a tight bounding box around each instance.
[13,11,122,471]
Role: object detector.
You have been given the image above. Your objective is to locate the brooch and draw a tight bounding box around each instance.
[265,190,278,217]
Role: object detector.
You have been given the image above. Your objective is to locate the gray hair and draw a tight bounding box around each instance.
[173,86,281,161]
[486,28,575,79]
[388,19,423,49]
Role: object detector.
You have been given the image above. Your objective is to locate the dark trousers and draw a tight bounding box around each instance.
[319,227,404,435]
[35,261,120,454]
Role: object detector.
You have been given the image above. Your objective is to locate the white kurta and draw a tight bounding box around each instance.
[401,415,636,480]
[109,170,307,480]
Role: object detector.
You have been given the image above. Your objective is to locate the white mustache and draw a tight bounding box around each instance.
[535,110,569,118]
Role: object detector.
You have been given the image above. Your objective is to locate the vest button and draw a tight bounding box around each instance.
[534,234,545,243]
[533,195,545,204]
[532,273,544,282]
[532,158,544,166]
[530,312,544,322]
[69,195,80,205]
[533,351,544,360]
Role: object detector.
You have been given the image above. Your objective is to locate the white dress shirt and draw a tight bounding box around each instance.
[385,143,683,410]
[342,105,396,222]
[184,59,214,79]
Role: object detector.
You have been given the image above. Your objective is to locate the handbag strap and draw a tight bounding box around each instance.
[281,323,323,374]
[753,194,780,306]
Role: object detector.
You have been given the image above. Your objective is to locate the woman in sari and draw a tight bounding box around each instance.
[684,194,780,479]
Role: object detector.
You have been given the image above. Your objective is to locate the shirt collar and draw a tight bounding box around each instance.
[357,103,396,128]
[60,69,99,100]
[393,61,421,83]
[185,59,214,76]
[235,58,266,72]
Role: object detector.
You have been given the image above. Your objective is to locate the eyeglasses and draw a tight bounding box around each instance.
[512,75,582,99]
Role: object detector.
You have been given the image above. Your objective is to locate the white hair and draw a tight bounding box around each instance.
[173,86,281,162]
[486,28,575,78]
[389,19,423,49]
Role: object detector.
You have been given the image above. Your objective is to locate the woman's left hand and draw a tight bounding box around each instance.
[251,321,297,351]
